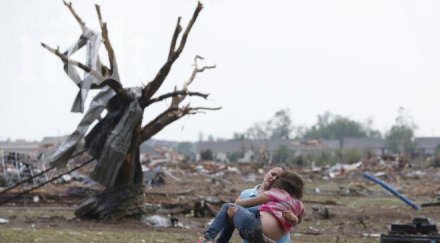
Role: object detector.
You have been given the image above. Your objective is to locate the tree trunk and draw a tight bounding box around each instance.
[74,184,145,221]
[75,121,145,221]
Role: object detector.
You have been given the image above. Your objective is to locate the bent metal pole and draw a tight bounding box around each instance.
[0,157,95,206]
[0,150,86,196]
[363,172,421,210]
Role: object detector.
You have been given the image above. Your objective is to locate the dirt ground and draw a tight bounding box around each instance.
[1,163,440,243]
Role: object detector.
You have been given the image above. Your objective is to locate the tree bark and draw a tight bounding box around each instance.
[74,184,145,221]
[75,119,145,220]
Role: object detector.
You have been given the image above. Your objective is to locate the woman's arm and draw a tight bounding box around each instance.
[235,193,270,207]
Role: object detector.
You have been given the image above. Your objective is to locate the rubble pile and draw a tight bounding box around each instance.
[3,147,440,238]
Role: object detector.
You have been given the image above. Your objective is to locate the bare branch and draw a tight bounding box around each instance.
[95,4,117,74]
[189,106,222,111]
[195,55,204,61]
[173,55,216,105]
[182,64,216,91]
[183,55,214,88]
[197,65,216,72]
[183,55,203,88]
[142,90,209,107]
[141,2,204,101]
[139,108,186,142]
[139,105,221,143]
[139,52,219,142]
[170,86,181,107]
[63,1,86,30]
[168,17,182,59]
[183,68,197,90]
[95,4,103,23]
[41,43,90,72]
[139,52,215,108]
[173,2,204,57]
[185,106,222,115]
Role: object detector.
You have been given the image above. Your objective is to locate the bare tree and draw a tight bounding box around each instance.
[42,1,218,221]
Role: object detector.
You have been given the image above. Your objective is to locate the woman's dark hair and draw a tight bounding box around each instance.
[265,162,287,172]
[271,171,304,199]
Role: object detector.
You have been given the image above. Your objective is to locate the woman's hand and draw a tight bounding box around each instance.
[226,206,237,225]
[235,198,243,205]
[282,210,299,225]
[227,207,237,218]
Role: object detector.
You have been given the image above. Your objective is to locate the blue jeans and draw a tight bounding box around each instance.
[204,203,265,243]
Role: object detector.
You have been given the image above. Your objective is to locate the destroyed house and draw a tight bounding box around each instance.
[39,136,68,149]
[196,139,332,162]
[415,137,440,156]
[0,140,40,154]
[197,140,246,162]
[139,140,195,166]
[139,140,179,162]
[323,138,387,156]
[197,138,389,162]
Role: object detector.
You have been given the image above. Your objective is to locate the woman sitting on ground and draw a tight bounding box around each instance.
[198,171,305,243]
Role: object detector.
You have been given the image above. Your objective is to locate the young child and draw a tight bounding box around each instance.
[198,171,304,243]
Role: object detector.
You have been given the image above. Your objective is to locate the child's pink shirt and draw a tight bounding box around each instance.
[259,188,304,233]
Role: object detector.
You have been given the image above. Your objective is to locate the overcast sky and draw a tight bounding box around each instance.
[1,0,440,142]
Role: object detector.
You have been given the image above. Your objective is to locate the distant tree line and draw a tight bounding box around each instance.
[230,107,415,153]
[179,107,418,164]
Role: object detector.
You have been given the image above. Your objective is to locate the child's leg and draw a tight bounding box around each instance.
[203,203,236,240]
[216,207,238,242]
[230,206,265,243]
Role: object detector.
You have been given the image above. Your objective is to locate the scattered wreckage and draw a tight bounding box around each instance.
[381,218,440,243]
[4,124,440,241]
